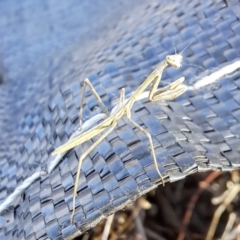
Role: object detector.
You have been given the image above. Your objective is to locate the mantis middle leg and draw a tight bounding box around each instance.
[123,87,165,185]
[127,116,165,186]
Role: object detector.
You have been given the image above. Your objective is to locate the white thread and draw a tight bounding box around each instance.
[193,60,240,89]
[0,172,44,213]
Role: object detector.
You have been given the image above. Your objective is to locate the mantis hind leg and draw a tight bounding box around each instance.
[126,114,165,186]
[71,87,126,223]
[79,78,110,129]
[71,123,116,223]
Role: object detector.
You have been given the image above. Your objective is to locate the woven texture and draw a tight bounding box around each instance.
[1,0,240,239]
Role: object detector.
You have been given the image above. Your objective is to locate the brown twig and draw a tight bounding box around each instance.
[177,171,221,240]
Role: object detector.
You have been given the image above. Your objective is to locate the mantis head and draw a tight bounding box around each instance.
[166,54,183,68]
[166,41,193,68]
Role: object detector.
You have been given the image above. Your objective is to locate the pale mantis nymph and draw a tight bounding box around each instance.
[52,53,187,223]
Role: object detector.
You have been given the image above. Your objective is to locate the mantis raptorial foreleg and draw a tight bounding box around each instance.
[151,77,186,101]
[149,75,186,101]
[79,78,110,129]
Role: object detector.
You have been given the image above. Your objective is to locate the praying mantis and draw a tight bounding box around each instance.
[52,52,187,223]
